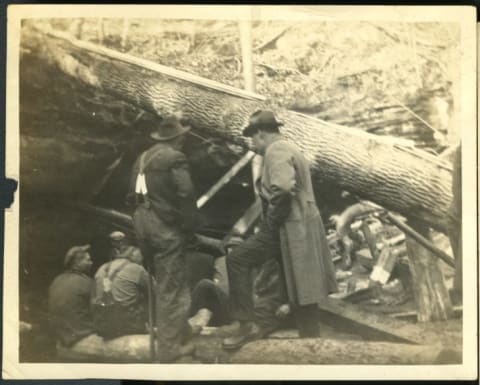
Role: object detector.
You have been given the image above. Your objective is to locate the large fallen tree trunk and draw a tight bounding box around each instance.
[21,24,454,233]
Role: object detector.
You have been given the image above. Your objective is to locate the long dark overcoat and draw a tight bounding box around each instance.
[260,137,338,305]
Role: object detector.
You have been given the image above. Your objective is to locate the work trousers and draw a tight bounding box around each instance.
[133,206,191,362]
[226,224,320,337]
[93,302,147,340]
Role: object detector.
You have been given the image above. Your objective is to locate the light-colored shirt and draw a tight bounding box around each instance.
[93,258,149,307]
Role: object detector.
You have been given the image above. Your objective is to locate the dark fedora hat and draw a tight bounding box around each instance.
[151,116,191,141]
[242,110,283,137]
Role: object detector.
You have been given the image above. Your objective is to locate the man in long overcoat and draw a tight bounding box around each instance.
[223,110,337,350]
[128,116,199,362]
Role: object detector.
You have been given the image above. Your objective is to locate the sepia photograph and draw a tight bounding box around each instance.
[2,4,477,380]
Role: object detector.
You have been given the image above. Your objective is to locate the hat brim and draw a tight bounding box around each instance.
[150,125,191,141]
[242,122,283,137]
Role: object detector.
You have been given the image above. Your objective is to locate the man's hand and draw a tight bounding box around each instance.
[275,304,291,319]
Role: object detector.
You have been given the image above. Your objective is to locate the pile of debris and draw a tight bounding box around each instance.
[327,200,456,317]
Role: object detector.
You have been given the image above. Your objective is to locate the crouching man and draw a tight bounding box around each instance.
[91,235,150,340]
[48,245,96,350]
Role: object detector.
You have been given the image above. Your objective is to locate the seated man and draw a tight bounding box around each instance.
[188,244,293,339]
[48,245,95,348]
[109,230,136,260]
[92,233,150,340]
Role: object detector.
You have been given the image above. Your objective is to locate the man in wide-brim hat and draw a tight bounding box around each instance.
[127,115,199,362]
[223,110,338,350]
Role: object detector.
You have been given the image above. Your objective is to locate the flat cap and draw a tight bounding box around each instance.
[64,244,90,268]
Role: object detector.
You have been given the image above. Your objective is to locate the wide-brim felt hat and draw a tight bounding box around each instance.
[242,110,283,137]
[151,116,191,141]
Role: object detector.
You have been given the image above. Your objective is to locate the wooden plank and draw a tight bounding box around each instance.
[196,150,256,208]
[318,298,422,345]
[370,245,398,284]
[361,220,379,260]
[230,198,262,236]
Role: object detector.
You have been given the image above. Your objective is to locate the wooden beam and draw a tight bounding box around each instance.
[382,212,455,267]
[369,245,398,284]
[230,198,262,236]
[318,298,421,345]
[196,151,256,208]
[238,19,255,92]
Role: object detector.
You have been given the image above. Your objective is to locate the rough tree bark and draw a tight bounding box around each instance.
[21,24,455,233]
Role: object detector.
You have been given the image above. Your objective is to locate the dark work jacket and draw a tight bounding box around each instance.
[48,270,95,347]
[128,143,199,233]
